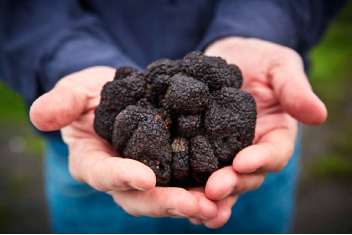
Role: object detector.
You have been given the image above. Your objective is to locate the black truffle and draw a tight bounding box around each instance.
[190,135,218,183]
[177,114,202,138]
[165,75,209,115]
[171,137,190,182]
[144,59,183,84]
[114,66,142,80]
[94,73,146,141]
[205,87,257,163]
[183,51,242,90]
[113,105,172,186]
[93,51,256,187]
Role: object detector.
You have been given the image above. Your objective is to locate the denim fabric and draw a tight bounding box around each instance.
[44,133,300,234]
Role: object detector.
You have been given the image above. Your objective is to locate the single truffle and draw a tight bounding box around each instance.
[205,87,256,163]
[144,59,183,84]
[183,51,242,90]
[144,59,183,106]
[171,137,190,181]
[112,105,158,152]
[177,114,202,138]
[114,66,142,80]
[94,73,147,141]
[190,135,218,183]
[119,108,172,186]
[165,75,209,115]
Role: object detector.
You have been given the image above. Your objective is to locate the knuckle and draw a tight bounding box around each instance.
[272,46,302,66]
[278,158,290,172]
[68,157,83,182]
[121,205,141,217]
[90,159,114,191]
[150,189,162,205]
[252,175,265,191]
[104,158,128,191]
[149,190,165,216]
[259,175,265,185]
[111,196,142,217]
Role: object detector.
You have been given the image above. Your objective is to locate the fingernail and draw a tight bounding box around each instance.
[127,182,145,191]
[167,209,188,218]
[219,187,234,200]
[193,214,209,220]
[248,166,260,173]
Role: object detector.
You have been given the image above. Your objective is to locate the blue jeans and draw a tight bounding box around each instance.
[44,136,300,233]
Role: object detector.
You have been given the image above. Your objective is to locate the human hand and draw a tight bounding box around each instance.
[189,37,327,228]
[30,66,217,219]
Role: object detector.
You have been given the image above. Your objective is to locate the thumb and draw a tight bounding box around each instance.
[271,52,327,125]
[30,79,87,131]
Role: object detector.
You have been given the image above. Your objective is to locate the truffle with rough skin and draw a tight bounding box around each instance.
[113,105,172,186]
[177,114,202,138]
[183,51,242,90]
[171,137,189,182]
[205,87,256,163]
[144,59,183,84]
[93,51,256,187]
[144,59,183,106]
[165,75,209,115]
[94,73,147,141]
[190,135,218,183]
[114,66,142,80]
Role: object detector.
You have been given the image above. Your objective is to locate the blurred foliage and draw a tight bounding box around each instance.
[305,2,352,180]
[0,82,44,155]
[8,173,31,195]
[0,205,18,229]
[0,82,27,123]
[309,2,352,116]
[307,154,352,180]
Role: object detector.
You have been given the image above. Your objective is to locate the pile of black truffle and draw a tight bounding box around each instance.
[94,51,257,187]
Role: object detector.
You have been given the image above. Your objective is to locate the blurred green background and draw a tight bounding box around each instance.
[0,3,351,233]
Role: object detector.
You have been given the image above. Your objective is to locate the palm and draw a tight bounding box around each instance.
[190,37,327,228]
[242,68,297,150]
[30,37,327,228]
[30,66,218,220]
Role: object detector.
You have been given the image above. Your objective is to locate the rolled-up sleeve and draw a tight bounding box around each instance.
[0,0,138,104]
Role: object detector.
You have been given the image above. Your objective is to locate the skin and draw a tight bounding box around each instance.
[30,37,327,229]
[189,37,327,228]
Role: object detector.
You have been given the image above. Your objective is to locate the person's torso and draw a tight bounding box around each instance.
[84,0,217,67]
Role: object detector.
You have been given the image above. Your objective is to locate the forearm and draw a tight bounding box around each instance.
[0,0,139,104]
[198,0,347,53]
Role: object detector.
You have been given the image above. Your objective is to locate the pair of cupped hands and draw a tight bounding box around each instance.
[30,37,327,229]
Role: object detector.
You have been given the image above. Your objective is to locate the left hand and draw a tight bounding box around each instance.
[30,67,218,220]
[189,37,327,228]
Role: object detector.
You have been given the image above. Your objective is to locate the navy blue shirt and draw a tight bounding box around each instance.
[0,0,346,104]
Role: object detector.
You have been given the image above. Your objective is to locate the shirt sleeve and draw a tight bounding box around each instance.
[197,0,347,52]
[0,0,139,105]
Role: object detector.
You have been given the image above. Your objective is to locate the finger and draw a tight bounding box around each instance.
[68,138,156,192]
[112,187,199,218]
[188,188,217,219]
[189,218,203,225]
[253,112,295,144]
[233,127,297,174]
[30,81,86,131]
[30,67,114,131]
[205,166,265,201]
[270,50,327,125]
[203,195,238,229]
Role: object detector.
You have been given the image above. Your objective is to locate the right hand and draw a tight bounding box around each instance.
[30,66,217,219]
